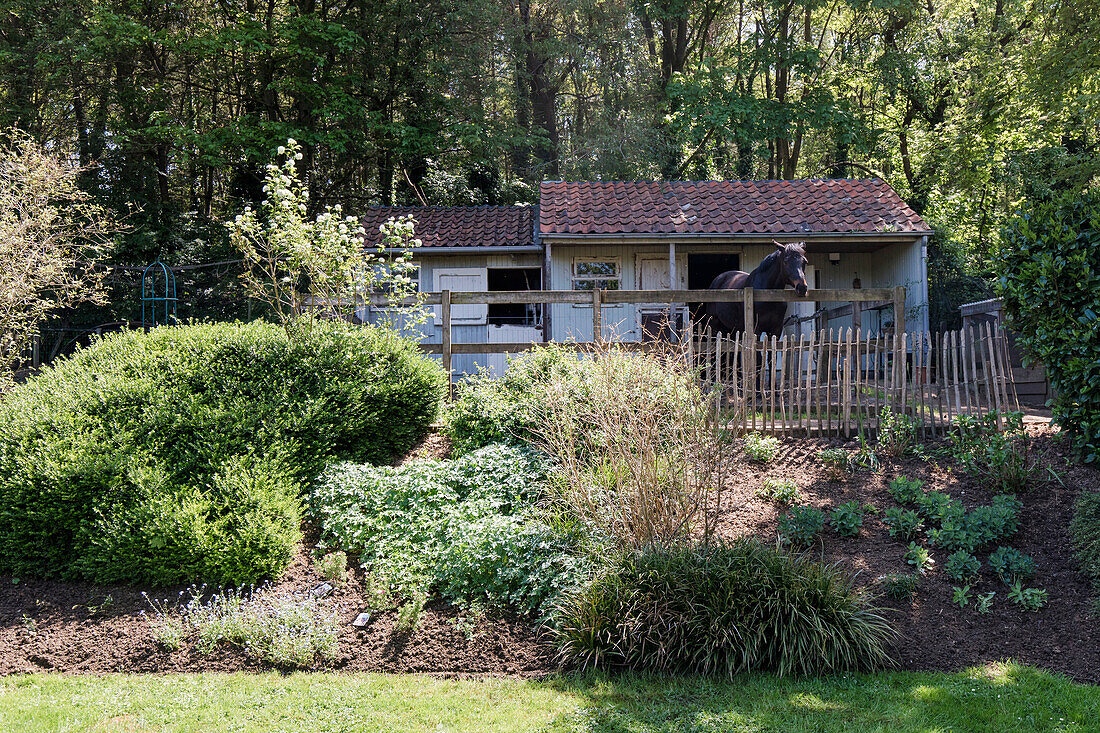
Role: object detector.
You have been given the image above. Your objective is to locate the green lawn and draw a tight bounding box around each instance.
[2,663,1097,732]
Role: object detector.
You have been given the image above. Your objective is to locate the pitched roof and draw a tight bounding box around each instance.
[538,179,930,236]
[360,206,535,248]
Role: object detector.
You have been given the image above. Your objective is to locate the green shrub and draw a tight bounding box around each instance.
[817,448,849,478]
[743,433,781,462]
[778,505,825,547]
[989,546,1036,585]
[877,406,917,458]
[952,412,1039,491]
[0,321,445,585]
[442,345,579,454]
[1071,490,1100,595]
[883,508,924,541]
[310,444,585,617]
[904,542,933,573]
[1008,582,1048,612]
[997,189,1100,462]
[829,501,865,538]
[887,476,925,505]
[553,540,894,677]
[944,550,981,583]
[914,490,961,524]
[756,478,801,505]
[876,573,921,602]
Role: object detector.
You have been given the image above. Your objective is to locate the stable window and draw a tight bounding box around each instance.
[487,268,541,326]
[572,257,621,291]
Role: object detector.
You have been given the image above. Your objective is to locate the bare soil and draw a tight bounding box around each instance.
[1,425,1097,682]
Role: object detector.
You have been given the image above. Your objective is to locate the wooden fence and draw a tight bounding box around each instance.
[691,323,1018,437]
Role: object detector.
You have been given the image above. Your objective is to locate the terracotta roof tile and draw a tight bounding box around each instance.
[539,179,929,235]
[361,206,535,248]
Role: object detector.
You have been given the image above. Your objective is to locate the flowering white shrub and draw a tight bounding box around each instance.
[228,139,427,335]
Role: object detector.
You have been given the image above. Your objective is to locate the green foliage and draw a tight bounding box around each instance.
[951,412,1040,491]
[778,506,825,547]
[998,189,1100,462]
[952,585,971,609]
[887,476,925,505]
[310,444,586,617]
[756,478,801,505]
[817,448,849,479]
[876,573,921,602]
[989,546,1036,585]
[1008,582,1048,612]
[1071,490,1100,596]
[0,321,444,586]
[442,346,580,454]
[315,552,347,585]
[395,591,427,632]
[829,501,865,538]
[904,543,933,573]
[742,433,781,463]
[975,591,996,615]
[877,407,917,458]
[944,550,981,583]
[883,508,924,541]
[914,491,962,524]
[553,540,894,677]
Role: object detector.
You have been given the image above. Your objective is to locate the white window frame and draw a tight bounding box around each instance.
[571,256,622,292]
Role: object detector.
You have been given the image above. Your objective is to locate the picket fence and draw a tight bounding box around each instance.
[691,322,1019,437]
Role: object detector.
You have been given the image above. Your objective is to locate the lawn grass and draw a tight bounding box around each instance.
[2,662,1097,732]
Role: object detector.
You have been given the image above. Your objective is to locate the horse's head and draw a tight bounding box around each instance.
[773,241,809,296]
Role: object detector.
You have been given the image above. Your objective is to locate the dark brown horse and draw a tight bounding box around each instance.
[704,242,810,336]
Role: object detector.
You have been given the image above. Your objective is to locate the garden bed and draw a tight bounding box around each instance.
[1,424,1097,682]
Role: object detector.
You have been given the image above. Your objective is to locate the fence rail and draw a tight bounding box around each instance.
[692,323,1018,437]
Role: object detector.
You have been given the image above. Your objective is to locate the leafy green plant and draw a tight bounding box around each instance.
[395,591,427,631]
[944,550,981,583]
[887,476,925,505]
[315,552,347,585]
[1008,582,1048,612]
[553,540,895,677]
[876,573,920,602]
[849,438,880,473]
[904,542,933,573]
[952,585,971,609]
[951,412,1040,492]
[0,321,445,586]
[883,508,924,541]
[998,190,1100,462]
[778,505,825,547]
[743,433,781,463]
[877,406,918,458]
[914,490,961,524]
[756,478,801,505]
[817,448,849,479]
[829,501,865,538]
[975,591,996,615]
[989,546,1036,585]
[311,444,586,617]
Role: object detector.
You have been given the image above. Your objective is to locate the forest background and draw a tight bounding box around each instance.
[1,0,1097,339]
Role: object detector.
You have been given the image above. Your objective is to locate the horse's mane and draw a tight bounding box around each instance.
[758,242,806,269]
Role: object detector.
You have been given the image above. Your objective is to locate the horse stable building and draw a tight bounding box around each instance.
[360,179,933,377]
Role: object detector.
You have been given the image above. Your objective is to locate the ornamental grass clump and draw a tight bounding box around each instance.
[553,539,894,677]
[532,340,731,550]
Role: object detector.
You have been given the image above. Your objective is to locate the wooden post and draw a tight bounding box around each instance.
[32,334,40,369]
[893,285,906,337]
[441,289,452,394]
[592,288,603,343]
[743,287,755,339]
[853,300,862,332]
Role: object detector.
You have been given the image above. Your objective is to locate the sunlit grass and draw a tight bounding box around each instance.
[1,662,1097,732]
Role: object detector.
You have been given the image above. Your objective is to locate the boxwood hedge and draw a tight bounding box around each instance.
[0,321,446,585]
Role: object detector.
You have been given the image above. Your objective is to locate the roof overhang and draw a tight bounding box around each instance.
[379,245,543,256]
[540,231,930,252]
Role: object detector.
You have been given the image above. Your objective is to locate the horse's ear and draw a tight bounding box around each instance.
[773,241,785,251]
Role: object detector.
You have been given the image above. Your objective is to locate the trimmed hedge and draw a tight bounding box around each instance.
[553,540,894,677]
[0,321,446,585]
[997,189,1100,462]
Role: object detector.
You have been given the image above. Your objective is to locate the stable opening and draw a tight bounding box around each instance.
[687,253,741,323]
[487,267,541,326]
